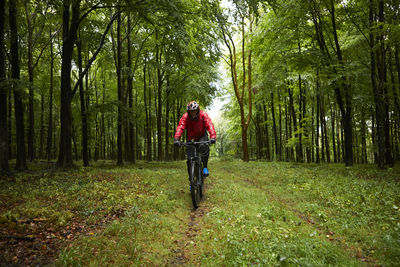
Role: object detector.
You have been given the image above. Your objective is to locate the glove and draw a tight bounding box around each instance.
[174,138,181,147]
[210,138,216,144]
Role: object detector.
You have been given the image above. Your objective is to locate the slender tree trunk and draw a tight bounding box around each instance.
[389,48,400,119]
[278,88,283,160]
[94,71,99,161]
[271,93,278,160]
[164,77,170,161]
[322,99,330,163]
[27,11,35,162]
[263,103,271,160]
[361,110,368,163]
[10,0,27,170]
[298,75,304,163]
[395,43,400,117]
[102,77,106,159]
[284,96,289,161]
[288,84,300,162]
[320,93,325,162]
[144,59,152,161]
[331,102,337,162]
[127,14,135,163]
[336,109,341,162]
[311,99,315,162]
[47,29,54,161]
[156,30,163,161]
[0,0,9,173]
[77,35,89,166]
[39,93,44,159]
[116,12,123,165]
[8,92,12,159]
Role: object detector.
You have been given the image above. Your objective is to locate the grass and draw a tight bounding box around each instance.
[1,159,399,266]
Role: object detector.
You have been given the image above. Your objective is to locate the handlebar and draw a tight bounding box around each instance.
[178,140,211,147]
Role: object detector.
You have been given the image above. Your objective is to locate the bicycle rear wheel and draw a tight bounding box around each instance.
[189,161,201,208]
[199,162,204,198]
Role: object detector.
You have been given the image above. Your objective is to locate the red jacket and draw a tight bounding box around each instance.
[174,110,216,141]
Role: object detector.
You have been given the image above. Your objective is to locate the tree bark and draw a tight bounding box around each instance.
[127,14,135,163]
[47,30,54,161]
[0,0,9,173]
[10,0,27,170]
[262,103,271,160]
[271,92,278,159]
[156,30,163,161]
[316,76,320,163]
[298,74,304,163]
[39,93,44,159]
[116,11,123,166]
[57,0,81,168]
[164,77,170,161]
[77,34,89,166]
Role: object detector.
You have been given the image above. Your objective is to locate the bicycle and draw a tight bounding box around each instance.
[178,140,211,209]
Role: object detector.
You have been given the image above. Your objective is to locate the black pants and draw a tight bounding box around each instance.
[186,134,209,176]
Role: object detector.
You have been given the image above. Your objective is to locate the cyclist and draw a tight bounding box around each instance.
[174,101,216,177]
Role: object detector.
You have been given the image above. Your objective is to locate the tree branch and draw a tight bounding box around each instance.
[32,27,61,70]
[72,11,121,96]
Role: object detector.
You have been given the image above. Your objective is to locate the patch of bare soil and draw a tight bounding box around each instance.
[0,210,124,267]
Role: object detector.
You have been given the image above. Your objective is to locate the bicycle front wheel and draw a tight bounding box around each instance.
[189,161,201,208]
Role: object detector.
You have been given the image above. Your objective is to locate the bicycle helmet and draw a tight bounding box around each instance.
[187,101,199,111]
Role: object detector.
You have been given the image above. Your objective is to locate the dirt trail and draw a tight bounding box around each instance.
[239,176,377,265]
[169,182,213,266]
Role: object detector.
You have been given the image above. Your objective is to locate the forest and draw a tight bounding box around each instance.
[0,0,399,171]
[0,0,400,266]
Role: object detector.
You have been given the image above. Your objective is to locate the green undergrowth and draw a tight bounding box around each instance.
[1,160,399,266]
[202,160,400,266]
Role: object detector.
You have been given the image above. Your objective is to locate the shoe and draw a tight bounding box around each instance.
[203,168,209,177]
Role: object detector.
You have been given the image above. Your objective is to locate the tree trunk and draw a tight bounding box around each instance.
[144,59,152,161]
[288,84,300,162]
[57,0,80,168]
[278,88,283,160]
[39,93,44,159]
[77,35,89,166]
[8,92,12,159]
[116,12,123,166]
[10,0,27,170]
[262,103,271,160]
[156,30,163,161]
[361,109,368,163]
[271,92,278,160]
[164,77,170,161]
[47,28,54,161]
[321,97,330,163]
[330,102,337,162]
[0,0,9,173]
[127,14,135,163]
[27,10,35,162]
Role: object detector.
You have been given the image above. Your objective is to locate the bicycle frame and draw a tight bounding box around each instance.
[179,140,210,208]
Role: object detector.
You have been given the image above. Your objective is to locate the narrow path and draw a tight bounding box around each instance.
[239,176,377,265]
[169,181,214,265]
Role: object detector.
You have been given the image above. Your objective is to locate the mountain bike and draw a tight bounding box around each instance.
[179,140,210,209]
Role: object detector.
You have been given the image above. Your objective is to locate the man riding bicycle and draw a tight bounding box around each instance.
[174,101,216,177]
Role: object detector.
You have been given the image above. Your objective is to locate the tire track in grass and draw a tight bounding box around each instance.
[237,174,377,265]
[169,179,214,265]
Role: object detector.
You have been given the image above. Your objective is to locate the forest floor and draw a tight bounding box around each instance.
[0,159,400,266]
